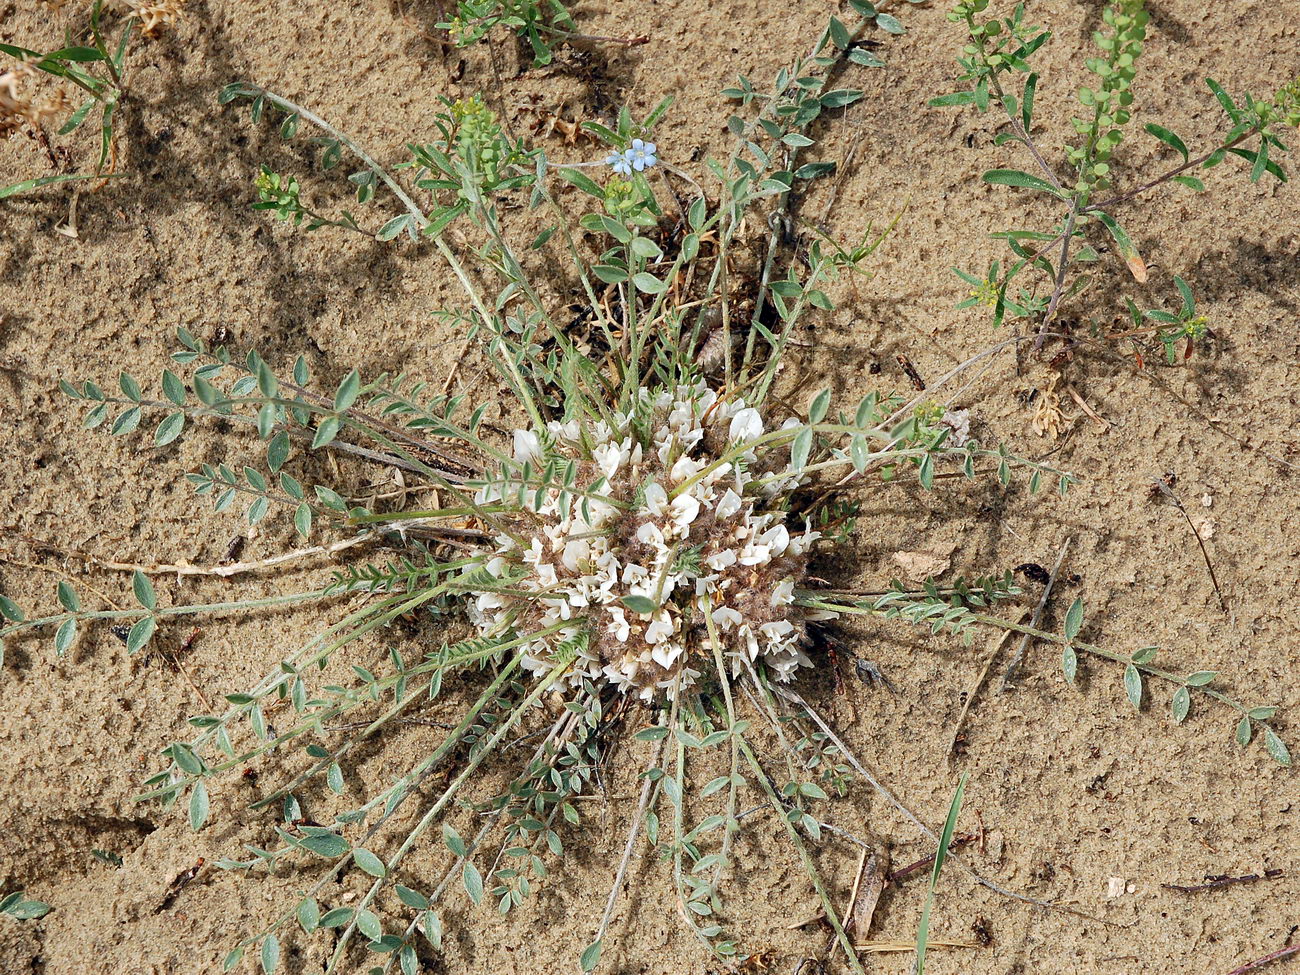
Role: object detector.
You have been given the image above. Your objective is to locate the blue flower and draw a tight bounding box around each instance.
[604,140,658,176]
[605,150,632,176]
[628,138,658,172]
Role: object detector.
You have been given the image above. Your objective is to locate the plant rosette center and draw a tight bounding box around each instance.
[469,383,835,698]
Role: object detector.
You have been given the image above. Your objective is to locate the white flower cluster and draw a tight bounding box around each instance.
[468,384,835,699]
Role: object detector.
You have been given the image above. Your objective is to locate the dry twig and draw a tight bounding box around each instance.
[1225,944,1300,975]
[1001,537,1072,688]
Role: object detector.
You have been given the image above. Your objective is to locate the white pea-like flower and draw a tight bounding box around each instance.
[669,492,701,533]
[467,382,834,699]
[513,429,543,466]
[729,407,764,443]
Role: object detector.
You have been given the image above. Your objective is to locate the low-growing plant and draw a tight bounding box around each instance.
[933,0,1299,357]
[0,2,1291,973]
[434,0,662,68]
[438,0,580,66]
[0,0,182,203]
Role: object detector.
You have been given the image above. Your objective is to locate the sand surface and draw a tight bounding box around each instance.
[2,1,1298,973]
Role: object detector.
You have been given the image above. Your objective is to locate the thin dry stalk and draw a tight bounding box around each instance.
[947,615,1023,757]
[1001,537,1072,688]
[1152,477,1228,614]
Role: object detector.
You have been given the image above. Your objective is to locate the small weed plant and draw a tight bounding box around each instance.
[933,0,1300,360]
[0,1,182,203]
[1,1,1293,973]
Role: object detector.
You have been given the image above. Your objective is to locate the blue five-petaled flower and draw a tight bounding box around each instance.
[605,139,659,176]
[605,150,632,176]
[628,138,657,172]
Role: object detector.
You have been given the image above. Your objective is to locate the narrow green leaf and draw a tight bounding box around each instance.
[790,427,813,471]
[1263,728,1291,767]
[297,897,320,933]
[395,885,429,910]
[54,618,77,656]
[154,412,185,446]
[1171,686,1190,723]
[44,45,105,62]
[293,503,312,538]
[621,594,658,615]
[1123,663,1143,709]
[0,172,111,201]
[1205,78,1240,120]
[983,168,1061,196]
[58,98,96,135]
[555,166,604,198]
[260,934,279,974]
[1250,138,1270,183]
[1144,123,1188,162]
[916,772,966,975]
[312,416,341,449]
[189,780,210,831]
[333,370,361,412]
[631,272,667,294]
[376,214,411,242]
[463,862,484,905]
[928,92,976,107]
[442,823,467,858]
[580,941,602,972]
[1063,597,1084,640]
[126,616,156,655]
[1062,644,1078,683]
[57,580,80,612]
[352,848,386,878]
[808,388,831,424]
[1022,73,1037,130]
[1094,210,1146,281]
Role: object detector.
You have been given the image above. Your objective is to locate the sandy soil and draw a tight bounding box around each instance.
[2,1,1298,973]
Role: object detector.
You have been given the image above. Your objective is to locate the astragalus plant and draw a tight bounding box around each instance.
[1,3,1288,973]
